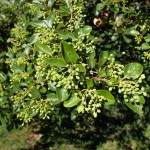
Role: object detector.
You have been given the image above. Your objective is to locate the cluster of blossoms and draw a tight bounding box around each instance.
[35,53,49,80]
[46,64,82,90]
[107,54,124,79]
[79,89,107,117]
[118,74,147,103]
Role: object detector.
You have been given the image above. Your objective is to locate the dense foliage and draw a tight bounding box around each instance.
[0,0,150,149]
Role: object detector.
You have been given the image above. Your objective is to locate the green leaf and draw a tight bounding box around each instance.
[31,87,41,99]
[141,43,150,50]
[0,73,6,82]
[97,90,115,105]
[77,101,84,113]
[64,93,80,108]
[98,70,107,78]
[130,29,140,36]
[56,88,69,102]
[145,34,150,42]
[61,41,79,64]
[87,52,95,68]
[58,30,75,40]
[125,102,143,113]
[47,93,60,105]
[106,78,118,86]
[12,82,21,92]
[76,64,86,72]
[58,6,70,16]
[124,62,143,80]
[64,0,73,13]
[33,2,46,9]
[124,28,140,36]
[35,42,52,55]
[82,26,92,35]
[75,18,82,29]
[96,3,105,11]
[46,12,55,28]
[123,35,132,43]
[135,95,145,105]
[30,21,47,27]
[44,58,67,67]
[48,0,55,7]
[58,30,69,40]
[75,28,83,38]
[48,82,56,91]
[86,78,93,88]
[28,34,39,45]
[111,34,118,41]
[98,51,109,67]
[29,109,38,118]
[27,63,34,75]
[71,109,78,120]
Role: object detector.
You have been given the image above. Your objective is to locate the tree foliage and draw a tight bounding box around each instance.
[0,0,149,125]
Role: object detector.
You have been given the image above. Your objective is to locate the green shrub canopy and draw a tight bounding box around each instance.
[0,0,150,123]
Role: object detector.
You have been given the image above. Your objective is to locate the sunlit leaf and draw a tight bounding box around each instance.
[31,87,41,99]
[56,88,69,102]
[61,41,79,64]
[98,51,109,67]
[64,93,80,107]
[97,90,115,105]
[124,62,143,79]
[44,58,67,67]
[35,42,52,55]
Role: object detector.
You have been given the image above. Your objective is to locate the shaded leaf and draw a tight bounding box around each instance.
[96,3,105,11]
[141,43,150,50]
[145,34,150,42]
[111,34,118,41]
[71,109,78,120]
[123,35,132,43]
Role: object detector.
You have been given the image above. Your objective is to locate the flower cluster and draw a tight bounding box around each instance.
[107,54,124,79]
[118,74,147,103]
[79,89,106,117]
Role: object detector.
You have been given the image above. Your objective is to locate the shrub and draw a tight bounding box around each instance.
[0,0,150,124]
